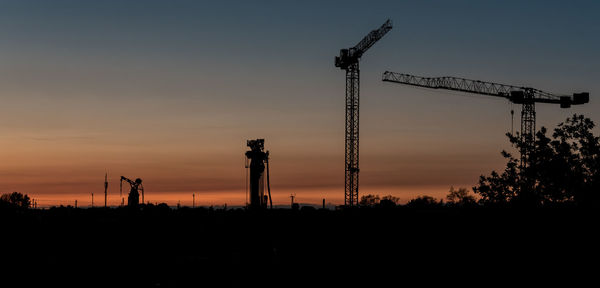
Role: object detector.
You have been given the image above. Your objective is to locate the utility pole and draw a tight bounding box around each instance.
[192,193,195,208]
[290,193,296,208]
[335,20,392,206]
[104,172,108,208]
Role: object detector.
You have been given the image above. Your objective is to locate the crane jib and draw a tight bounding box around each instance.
[335,19,393,70]
[382,71,589,108]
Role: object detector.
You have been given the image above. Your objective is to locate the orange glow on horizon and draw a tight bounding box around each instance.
[27,185,471,208]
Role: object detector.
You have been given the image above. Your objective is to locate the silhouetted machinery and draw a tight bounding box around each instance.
[335,19,392,206]
[245,139,272,209]
[120,176,144,207]
[382,71,589,169]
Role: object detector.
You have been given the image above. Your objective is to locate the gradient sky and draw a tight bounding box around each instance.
[1,0,599,207]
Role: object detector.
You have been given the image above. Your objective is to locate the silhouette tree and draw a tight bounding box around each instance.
[0,192,31,208]
[535,114,600,206]
[359,194,380,206]
[380,195,400,207]
[472,150,520,205]
[473,114,600,207]
[446,187,476,206]
[405,196,443,208]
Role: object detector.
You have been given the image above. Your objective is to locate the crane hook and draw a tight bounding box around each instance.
[510,105,515,135]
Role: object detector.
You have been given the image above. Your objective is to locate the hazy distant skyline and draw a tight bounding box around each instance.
[1,0,598,206]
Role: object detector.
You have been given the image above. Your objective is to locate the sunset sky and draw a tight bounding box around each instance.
[1,0,598,207]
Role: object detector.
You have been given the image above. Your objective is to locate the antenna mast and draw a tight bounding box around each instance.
[104,172,108,208]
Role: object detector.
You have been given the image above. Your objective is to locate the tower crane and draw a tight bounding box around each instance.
[381,71,589,170]
[120,176,144,207]
[335,19,392,206]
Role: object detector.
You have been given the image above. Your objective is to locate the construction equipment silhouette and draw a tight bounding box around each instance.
[120,176,144,207]
[245,139,272,209]
[335,19,392,206]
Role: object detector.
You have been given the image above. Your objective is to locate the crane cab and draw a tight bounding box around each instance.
[335,49,354,70]
[560,96,572,108]
[509,91,525,104]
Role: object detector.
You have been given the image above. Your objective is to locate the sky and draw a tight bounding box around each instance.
[1,0,599,207]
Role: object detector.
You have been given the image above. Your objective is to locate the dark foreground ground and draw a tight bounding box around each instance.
[2,205,598,287]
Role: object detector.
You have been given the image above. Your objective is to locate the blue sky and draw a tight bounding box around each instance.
[0,0,598,205]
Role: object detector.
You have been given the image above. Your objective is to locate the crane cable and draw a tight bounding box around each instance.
[510,103,515,135]
[510,103,515,148]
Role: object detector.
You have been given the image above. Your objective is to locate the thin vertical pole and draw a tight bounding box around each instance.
[266,155,272,209]
[104,172,108,208]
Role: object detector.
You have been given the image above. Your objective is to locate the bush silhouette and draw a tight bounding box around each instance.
[0,192,31,209]
[406,196,443,208]
[446,187,477,207]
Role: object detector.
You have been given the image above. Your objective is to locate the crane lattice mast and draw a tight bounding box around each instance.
[335,20,392,206]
